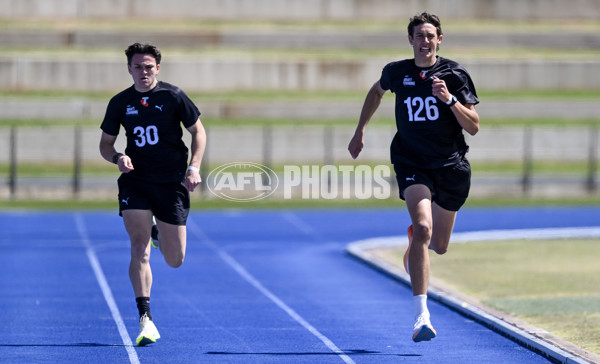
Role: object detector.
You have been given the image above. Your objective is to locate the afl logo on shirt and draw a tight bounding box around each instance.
[140,97,150,107]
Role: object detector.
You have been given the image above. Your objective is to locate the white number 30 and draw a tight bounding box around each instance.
[404,96,439,122]
[133,125,159,147]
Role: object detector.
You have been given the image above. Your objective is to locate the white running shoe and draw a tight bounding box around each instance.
[412,314,436,342]
[136,313,160,346]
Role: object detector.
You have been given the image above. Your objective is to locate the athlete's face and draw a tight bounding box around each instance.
[409,23,442,67]
[128,53,160,92]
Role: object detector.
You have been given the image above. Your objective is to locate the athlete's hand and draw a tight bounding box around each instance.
[117,155,134,173]
[431,76,452,104]
[348,131,364,159]
[184,168,202,192]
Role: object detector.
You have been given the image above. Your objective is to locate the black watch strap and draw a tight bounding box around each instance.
[446,95,458,107]
[112,153,124,164]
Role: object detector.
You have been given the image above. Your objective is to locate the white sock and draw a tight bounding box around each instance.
[414,294,429,318]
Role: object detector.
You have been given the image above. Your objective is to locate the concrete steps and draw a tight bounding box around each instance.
[2,2,599,93]
[2,1,599,200]
[2,0,599,21]
[2,55,598,92]
[1,97,597,121]
[3,28,599,50]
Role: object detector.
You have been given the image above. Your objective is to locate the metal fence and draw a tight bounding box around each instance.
[1,124,598,200]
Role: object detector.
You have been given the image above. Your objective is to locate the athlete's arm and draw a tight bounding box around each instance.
[183,118,207,192]
[431,76,479,136]
[348,80,387,159]
[99,131,134,173]
[451,103,479,136]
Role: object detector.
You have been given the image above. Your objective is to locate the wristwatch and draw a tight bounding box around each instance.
[112,153,123,164]
[446,94,458,107]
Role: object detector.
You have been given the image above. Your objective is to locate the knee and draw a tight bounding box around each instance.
[412,223,432,244]
[432,245,448,255]
[130,239,150,262]
[165,252,185,268]
[430,237,449,255]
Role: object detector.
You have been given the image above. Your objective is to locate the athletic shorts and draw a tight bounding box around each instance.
[117,175,190,225]
[394,158,471,212]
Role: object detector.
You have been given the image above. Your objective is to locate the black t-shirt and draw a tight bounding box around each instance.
[101,81,201,183]
[380,56,479,169]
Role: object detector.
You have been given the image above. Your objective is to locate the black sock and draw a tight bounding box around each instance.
[136,297,152,320]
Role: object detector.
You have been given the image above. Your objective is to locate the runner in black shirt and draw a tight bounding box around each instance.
[101,81,202,183]
[348,12,480,342]
[99,43,207,346]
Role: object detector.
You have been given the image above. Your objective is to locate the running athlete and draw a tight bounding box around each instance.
[348,12,480,342]
[99,43,207,346]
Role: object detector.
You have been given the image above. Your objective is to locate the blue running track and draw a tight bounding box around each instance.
[1,206,599,363]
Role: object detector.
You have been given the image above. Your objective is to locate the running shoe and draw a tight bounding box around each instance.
[150,217,159,249]
[136,313,160,346]
[403,225,413,274]
[412,314,436,342]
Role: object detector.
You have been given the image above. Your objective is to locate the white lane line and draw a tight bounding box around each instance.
[347,226,600,250]
[187,219,355,364]
[281,212,321,240]
[75,214,140,364]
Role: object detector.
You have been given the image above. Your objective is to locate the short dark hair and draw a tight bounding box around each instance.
[125,43,162,65]
[407,12,443,38]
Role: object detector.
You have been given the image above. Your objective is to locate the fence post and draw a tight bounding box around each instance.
[323,125,334,192]
[587,125,598,192]
[73,125,82,198]
[262,125,273,188]
[199,128,209,197]
[522,127,533,194]
[9,126,17,199]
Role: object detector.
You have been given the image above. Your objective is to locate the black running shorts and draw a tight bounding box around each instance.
[394,158,471,212]
[117,175,190,225]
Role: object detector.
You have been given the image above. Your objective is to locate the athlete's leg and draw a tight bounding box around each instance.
[404,184,438,341]
[429,202,457,255]
[154,218,186,268]
[403,184,433,296]
[122,209,154,297]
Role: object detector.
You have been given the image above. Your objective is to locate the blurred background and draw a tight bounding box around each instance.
[1,0,599,204]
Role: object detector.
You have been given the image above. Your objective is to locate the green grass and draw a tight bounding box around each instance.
[1,158,596,177]
[4,17,600,30]
[380,239,600,355]
[5,46,600,62]
[3,18,600,35]
[472,160,596,175]
[2,194,600,211]
[0,195,401,210]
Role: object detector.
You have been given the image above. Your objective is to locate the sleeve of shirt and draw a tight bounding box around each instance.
[99,96,122,136]
[450,67,479,106]
[379,63,392,92]
[175,89,201,128]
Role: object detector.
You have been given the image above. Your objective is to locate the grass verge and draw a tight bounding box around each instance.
[1,195,600,210]
[3,18,600,32]
[377,239,600,356]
